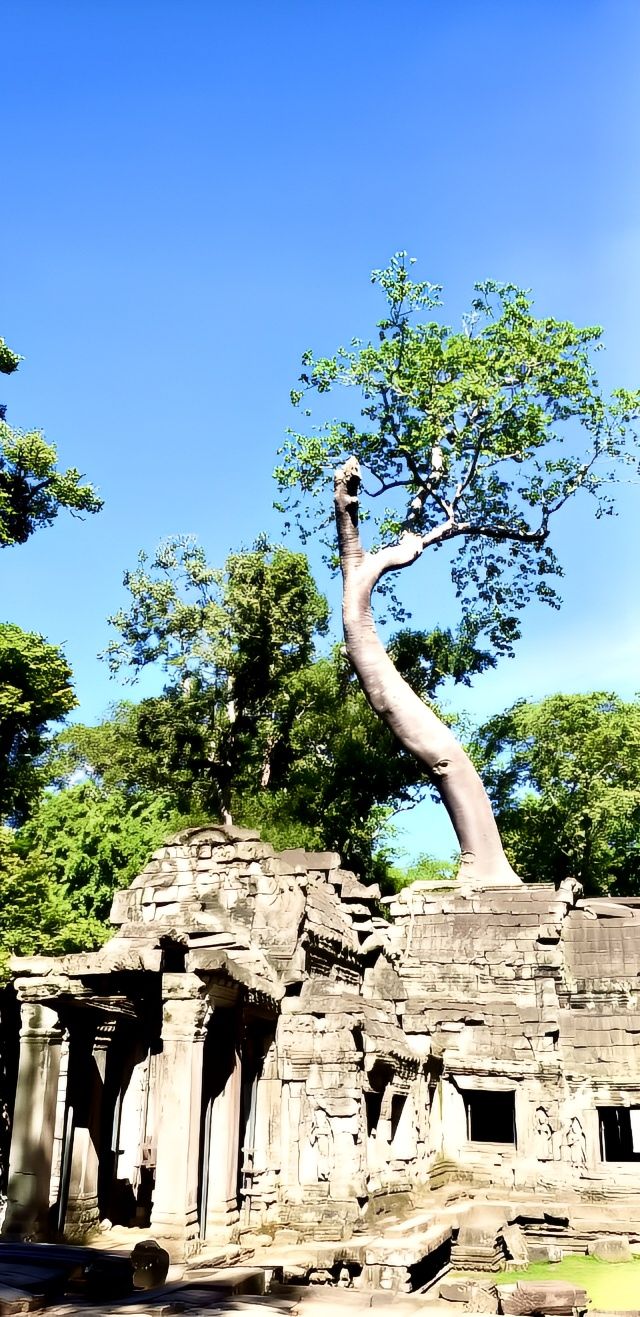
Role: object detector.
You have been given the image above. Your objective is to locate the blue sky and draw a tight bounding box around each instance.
[3,1,640,860]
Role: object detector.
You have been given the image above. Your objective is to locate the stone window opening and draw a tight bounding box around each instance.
[598,1105,640,1162]
[464,1089,516,1145]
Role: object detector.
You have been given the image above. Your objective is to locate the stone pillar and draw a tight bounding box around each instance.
[204,1035,242,1241]
[64,1018,114,1237]
[3,997,63,1239]
[150,974,209,1259]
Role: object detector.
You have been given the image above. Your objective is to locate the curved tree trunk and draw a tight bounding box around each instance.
[335,460,520,887]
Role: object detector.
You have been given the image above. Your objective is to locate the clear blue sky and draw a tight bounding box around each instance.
[3,1,639,859]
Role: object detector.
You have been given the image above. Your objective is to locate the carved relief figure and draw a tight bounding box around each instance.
[299,1094,334,1184]
[534,1106,553,1161]
[567,1116,587,1167]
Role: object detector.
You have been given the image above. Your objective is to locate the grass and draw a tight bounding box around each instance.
[449,1254,640,1308]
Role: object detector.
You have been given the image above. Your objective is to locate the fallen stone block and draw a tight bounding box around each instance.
[0,1286,41,1316]
[501,1223,529,1265]
[440,1279,498,1308]
[588,1233,633,1262]
[498,1280,588,1315]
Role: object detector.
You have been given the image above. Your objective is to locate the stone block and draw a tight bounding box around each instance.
[0,1287,40,1315]
[501,1223,529,1265]
[498,1281,587,1314]
[588,1234,633,1262]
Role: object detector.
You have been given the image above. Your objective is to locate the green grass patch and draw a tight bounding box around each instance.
[450,1254,640,1307]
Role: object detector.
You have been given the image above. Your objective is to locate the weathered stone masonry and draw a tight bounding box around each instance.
[3,827,640,1257]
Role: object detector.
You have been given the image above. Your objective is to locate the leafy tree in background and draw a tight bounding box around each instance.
[474,692,640,896]
[0,334,102,546]
[17,783,179,935]
[0,624,76,824]
[276,255,640,884]
[387,852,457,891]
[0,339,21,381]
[103,535,330,821]
[0,827,102,981]
[0,335,102,979]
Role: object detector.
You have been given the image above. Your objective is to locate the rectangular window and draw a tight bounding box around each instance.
[464,1089,516,1145]
[598,1106,640,1162]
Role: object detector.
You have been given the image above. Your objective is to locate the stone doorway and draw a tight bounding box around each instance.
[197,1008,241,1242]
[237,1018,276,1229]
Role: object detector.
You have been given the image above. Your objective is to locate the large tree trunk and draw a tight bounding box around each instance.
[335,460,520,887]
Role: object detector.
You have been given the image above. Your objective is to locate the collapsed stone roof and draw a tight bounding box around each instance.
[11,826,391,1012]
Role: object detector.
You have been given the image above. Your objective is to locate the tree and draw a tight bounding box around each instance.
[17,783,178,935]
[0,623,76,824]
[77,536,495,874]
[0,334,101,546]
[0,828,93,980]
[387,852,457,891]
[474,692,640,896]
[103,535,330,822]
[275,255,640,884]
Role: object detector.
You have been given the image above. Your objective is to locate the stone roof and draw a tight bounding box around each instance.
[10,826,385,1004]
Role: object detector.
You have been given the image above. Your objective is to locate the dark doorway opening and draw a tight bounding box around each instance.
[598,1106,640,1162]
[464,1089,516,1144]
[364,1090,383,1137]
[198,1010,238,1236]
[390,1094,406,1142]
[237,1017,276,1218]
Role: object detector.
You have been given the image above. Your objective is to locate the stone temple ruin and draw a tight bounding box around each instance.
[4,825,640,1295]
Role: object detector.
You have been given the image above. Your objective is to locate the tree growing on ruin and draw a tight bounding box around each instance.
[65,536,492,877]
[275,256,640,884]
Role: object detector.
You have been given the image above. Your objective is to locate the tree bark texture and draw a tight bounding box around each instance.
[334,459,520,887]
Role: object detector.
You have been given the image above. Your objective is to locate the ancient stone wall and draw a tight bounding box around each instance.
[4,827,640,1256]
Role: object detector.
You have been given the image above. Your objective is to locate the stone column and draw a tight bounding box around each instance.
[150,974,209,1259]
[204,1035,242,1241]
[3,996,63,1239]
[64,1017,114,1237]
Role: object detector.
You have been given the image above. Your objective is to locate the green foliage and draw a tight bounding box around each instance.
[0,624,76,824]
[386,852,457,891]
[0,335,108,970]
[85,536,498,876]
[105,535,328,681]
[55,695,222,820]
[102,536,331,819]
[0,827,101,983]
[0,333,102,547]
[18,782,180,928]
[0,423,103,547]
[233,646,428,872]
[0,339,21,376]
[276,254,640,646]
[1,775,191,971]
[474,693,640,895]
